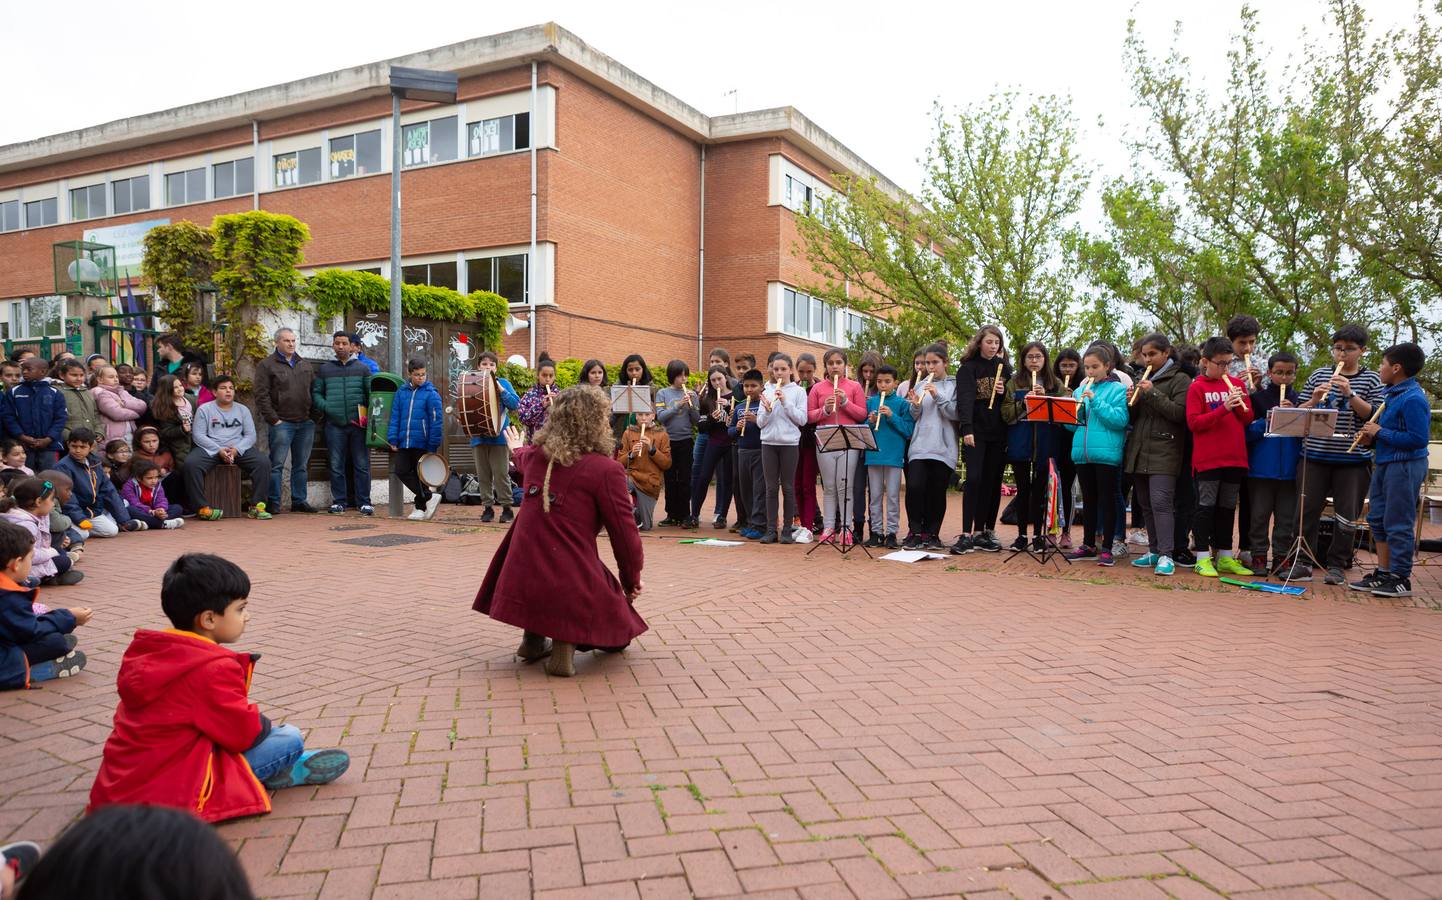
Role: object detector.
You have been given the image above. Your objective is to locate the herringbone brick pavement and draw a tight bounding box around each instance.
[2,504,1440,899]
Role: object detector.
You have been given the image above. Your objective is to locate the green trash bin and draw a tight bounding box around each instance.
[365,372,404,450]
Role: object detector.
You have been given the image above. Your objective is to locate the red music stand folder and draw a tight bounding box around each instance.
[1023,395,1080,426]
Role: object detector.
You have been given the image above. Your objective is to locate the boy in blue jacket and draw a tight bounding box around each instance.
[1245,352,1302,575]
[56,429,140,538]
[1353,343,1431,597]
[1,358,68,471]
[864,365,914,548]
[0,519,90,690]
[387,358,445,521]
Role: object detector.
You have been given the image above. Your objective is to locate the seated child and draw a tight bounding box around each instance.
[0,439,33,477]
[0,520,90,690]
[36,470,84,558]
[616,408,671,530]
[120,460,185,530]
[1,477,83,586]
[89,553,350,822]
[104,439,133,490]
[54,428,142,537]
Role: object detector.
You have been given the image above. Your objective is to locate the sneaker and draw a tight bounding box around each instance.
[51,650,86,677]
[922,535,947,552]
[1154,556,1176,576]
[713,515,726,530]
[950,534,974,555]
[840,531,854,548]
[423,494,442,521]
[1009,535,1028,551]
[1194,557,1219,578]
[742,528,763,540]
[199,507,223,521]
[885,533,899,549]
[760,531,779,544]
[407,508,426,520]
[479,506,495,522]
[779,529,796,545]
[865,533,883,548]
[1215,556,1253,576]
[1126,528,1148,546]
[1110,539,1128,558]
[1058,531,1073,549]
[817,528,835,544]
[1174,551,1198,566]
[1131,553,1160,568]
[1030,535,1047,552]
[1371,575,1413,598]
[1324,567,1345,585]
[328,503,344,515]
[901,533,920,550]
[657,517,680,527]
[1349,570,1389,593]
[51,569,84,586]
[359,505,374,517]
[499,507,514,524]
[1066,545,1098,561]
[262,748,351,791]
[974,532,1002,552]
[1,840,41,886]
[1279,562,1313,580]
[247,503,273,520]
[162,518,185,529]
[291,501,318,513]
[1097,551,1115,567]
[729,523,741,533]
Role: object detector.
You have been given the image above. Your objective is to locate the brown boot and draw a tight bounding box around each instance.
[544,641,576,677]
[516,631,550,662]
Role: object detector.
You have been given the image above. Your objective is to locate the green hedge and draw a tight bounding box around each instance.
[307,269,507,350]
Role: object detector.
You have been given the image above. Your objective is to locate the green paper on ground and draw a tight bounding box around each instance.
[1220,577,1307,595]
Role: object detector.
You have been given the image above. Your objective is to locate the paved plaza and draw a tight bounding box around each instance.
[2,501,1441,899]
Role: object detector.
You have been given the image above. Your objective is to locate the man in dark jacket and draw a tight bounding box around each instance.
[1,358,69,469]
[151,333,207,393]
[254,328,317,513]
[311,332,372,515]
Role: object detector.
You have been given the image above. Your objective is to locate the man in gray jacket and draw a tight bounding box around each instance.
[183,375,271,521]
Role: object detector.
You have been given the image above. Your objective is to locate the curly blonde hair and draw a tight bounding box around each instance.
[532,385,615,510]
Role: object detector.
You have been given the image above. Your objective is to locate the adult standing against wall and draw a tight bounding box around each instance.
[312,332,372,515]
[150,334,207,392]
[255,327,318,513]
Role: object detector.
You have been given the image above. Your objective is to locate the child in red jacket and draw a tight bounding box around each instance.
[1186,336,1255,579]
[89,553,348,823]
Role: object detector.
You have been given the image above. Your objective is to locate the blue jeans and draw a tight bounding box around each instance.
[324,423,371,507]
[243,723,304,784]
[1367,457,1428,579]
[268,420,316,507]
[25,447,58,471]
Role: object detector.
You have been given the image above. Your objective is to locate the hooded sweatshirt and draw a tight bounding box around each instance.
[1186,373,1254,473]
[755,382,808,446]
[89,629,272,823]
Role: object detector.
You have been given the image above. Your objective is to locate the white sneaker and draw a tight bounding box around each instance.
[423,494,442,521]
[162,518,185,529]
[407,508,426,520]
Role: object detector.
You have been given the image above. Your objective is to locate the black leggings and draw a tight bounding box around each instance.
[1011,459,1047,536]
[393,448,431,508]
[1076,463,1119,550]
[1056,451,1076,530]
[904,458,952,538]
[961,439,1007,533]
[664,438,693,521]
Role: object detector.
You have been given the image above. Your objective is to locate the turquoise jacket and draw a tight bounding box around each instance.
[1067,378,1128,466]
[864,392,914,467]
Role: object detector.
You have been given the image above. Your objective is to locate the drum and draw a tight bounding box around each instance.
[417,452,449,489]
[456,370,504,438]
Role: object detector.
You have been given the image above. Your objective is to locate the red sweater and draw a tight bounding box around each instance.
[89,629,271,823]
[1186,374,1253,473]
[806,377,867,426]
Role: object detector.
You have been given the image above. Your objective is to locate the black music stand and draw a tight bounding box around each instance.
[1267,407,1339,583]
[809,424,877,558]
[1004,396,1078,569]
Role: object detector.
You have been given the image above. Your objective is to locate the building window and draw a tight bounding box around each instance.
[165,168,206,205]
[112,175,150,215]
[0,200,17,233]
[329,130,382,179]
[468,113,530,157]
[780,287,863,346]
[213,158,254,198]
[401,261,458,291]
[24,198,57,228]
[402,116,458,167]
[273,148,321,188]
[783,175,812,214]
[465,254,527,303]
[70,183,107,220]
[8,296,65,339]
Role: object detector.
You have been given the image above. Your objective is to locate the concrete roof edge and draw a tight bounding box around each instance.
[709,107,908,202]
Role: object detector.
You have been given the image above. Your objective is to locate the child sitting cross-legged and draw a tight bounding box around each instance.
[1,476,84,586]
[36,470,85,560]
[0,519,90,691]
[120,459,185,530]
[55,428,143,537]
[89,553,350,822]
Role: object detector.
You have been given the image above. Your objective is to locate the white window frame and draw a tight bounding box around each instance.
[111,174,151,215]
[328,128,383,180]
[273,148,321,189]
[0,199,18,233]
[467,112,530,158]
[70,183,107,221]
[402,115,459,169]
[165,167,207,206]
[213,157,255,199]
[773,283,873,348]
[24,197,57,229]
[7,296,66,340]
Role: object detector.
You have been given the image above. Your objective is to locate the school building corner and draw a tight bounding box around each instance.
[0,22,902,371]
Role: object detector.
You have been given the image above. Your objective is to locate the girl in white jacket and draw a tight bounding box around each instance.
[755,353,809,544]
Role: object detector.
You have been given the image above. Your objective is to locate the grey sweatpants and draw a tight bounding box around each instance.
[1133,473,1176,557]
[761,444,799,536]
[628,477,658,530]
[867,465,903,536]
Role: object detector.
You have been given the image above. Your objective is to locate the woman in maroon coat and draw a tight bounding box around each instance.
[474,385,646,676]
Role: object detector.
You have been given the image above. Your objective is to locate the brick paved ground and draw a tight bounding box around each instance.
[3,495,1441,898]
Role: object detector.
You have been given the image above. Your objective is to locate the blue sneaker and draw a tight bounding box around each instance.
[742,528,762,540]
[1131,553,1159,568]
[1154,556,1175,576]
[263,748,350,790]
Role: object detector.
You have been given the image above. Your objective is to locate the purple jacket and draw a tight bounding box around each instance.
[1,508,60,578]
[121,478,171,515]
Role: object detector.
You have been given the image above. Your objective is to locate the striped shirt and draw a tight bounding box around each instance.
[1300,367,1384,463]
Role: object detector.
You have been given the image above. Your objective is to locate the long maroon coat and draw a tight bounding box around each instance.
[474,445,647,647]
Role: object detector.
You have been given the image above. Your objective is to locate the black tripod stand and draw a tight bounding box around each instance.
[1005,459,1071,570]
[809,424,877,559]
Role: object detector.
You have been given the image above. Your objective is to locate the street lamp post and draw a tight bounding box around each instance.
[388,66,457,517]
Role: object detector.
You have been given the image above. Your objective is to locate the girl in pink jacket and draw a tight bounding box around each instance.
[92,366,149,443]
[806,348,867,545]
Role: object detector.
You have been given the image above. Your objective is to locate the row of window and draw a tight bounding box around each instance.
[781,287,867,347]
[1,296,65,341]
[0,111,526,232]
[391,254,528,304]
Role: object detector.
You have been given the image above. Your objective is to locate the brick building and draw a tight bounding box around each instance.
[0,23,905,370]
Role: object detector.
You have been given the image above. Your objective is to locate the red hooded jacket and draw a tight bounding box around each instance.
[1186,374,1254,473]
[88,629,271,823]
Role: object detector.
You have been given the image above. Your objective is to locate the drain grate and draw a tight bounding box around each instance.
[334,533,438,547]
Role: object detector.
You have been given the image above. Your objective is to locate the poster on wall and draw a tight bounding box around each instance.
[83,219,170,281]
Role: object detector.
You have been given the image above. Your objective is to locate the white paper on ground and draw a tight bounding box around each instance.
[880,550,946,563]
[685,539,745,547]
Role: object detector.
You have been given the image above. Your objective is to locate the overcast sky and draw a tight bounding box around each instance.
[1,0,1421,200]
